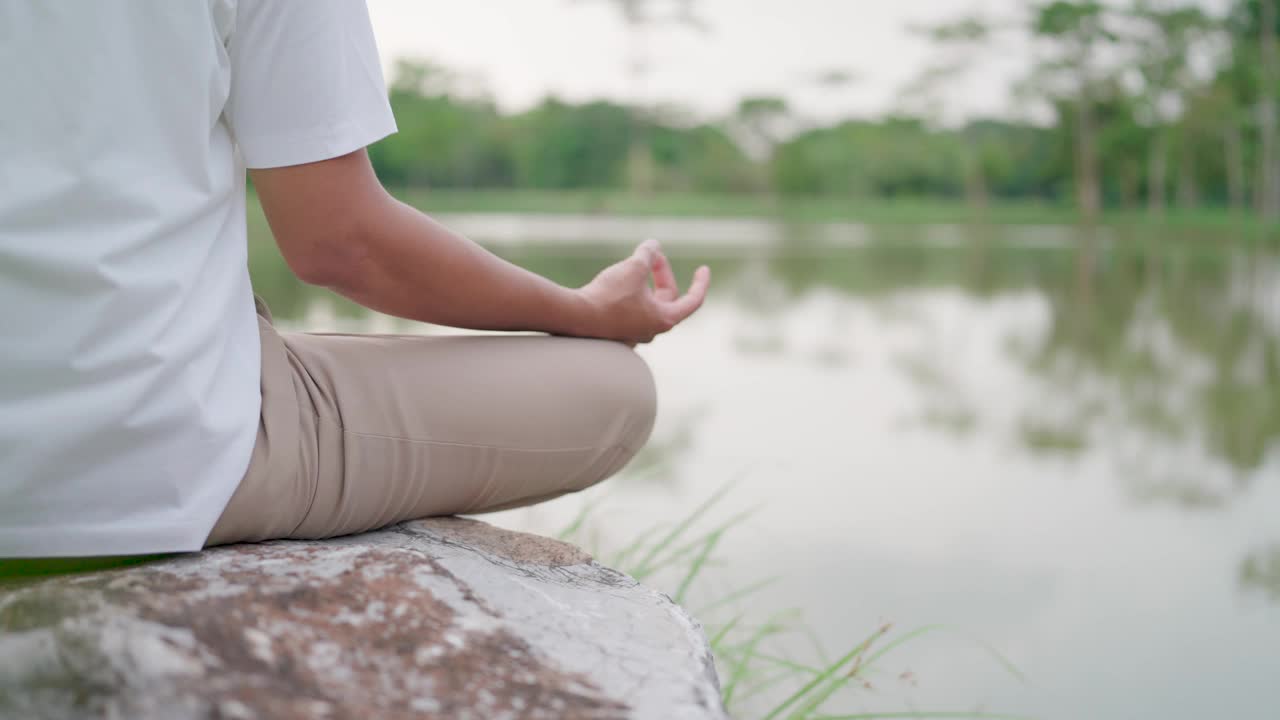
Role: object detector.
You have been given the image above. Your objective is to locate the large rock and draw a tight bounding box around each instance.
[0,518,727,720]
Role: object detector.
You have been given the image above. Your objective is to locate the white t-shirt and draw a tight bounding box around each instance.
[0,1,397,557]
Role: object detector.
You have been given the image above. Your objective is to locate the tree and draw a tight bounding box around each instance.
[731,97,790,157]
[1029,1,1119,223]
[771,118,964,199]
[574,0,708,82]
[1125,1,1216,217]
[648,121,755,192]
[572,0,709,192]
[908,15,998,213]
[1188,77,1251,213]
[509,99,635,189]
[1227,0,1280,218]
[1262,0,1280,220]
[1218,2,1262,214]
[371,60,514,189]
[1094,85,1148,209]
[728,97,791,193]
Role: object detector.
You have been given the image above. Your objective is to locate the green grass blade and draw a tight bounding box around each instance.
[609,523,665,569]
[859,625,945,672]
[722,614,797,709]
[714,611,803,656]
[803,625,834,667]
[708,615,743,649]
[760,624,892,720]
[856,624,1027,685]
[555,495,606,541]
[631,506,757,579]
[735,667,813,705]
[674,530,723,604]
[814,707,1034,712]
[751,652,824,676]
[947,630,1029,685]
[786,653,870,719]
[693,577,778,617]
[774,623,1012,720]
[631,478,739,576]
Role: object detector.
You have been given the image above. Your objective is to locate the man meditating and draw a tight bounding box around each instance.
[0,1,709,559]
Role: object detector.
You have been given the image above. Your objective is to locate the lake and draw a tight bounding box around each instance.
[249,211,1280,720]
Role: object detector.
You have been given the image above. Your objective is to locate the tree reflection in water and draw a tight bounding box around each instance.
[247,214,1279,605]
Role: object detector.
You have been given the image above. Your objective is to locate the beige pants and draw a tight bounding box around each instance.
[205,304,656,547]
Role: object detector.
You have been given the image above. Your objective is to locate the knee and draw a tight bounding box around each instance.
[577,340,657,481]
[592,340,657,447]
[616,345,657,452]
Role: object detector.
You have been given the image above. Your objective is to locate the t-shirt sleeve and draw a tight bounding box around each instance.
[226,0,397,169]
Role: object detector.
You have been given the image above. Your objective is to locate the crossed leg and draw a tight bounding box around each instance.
[206,311,656,547]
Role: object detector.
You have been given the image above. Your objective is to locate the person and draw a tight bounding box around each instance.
[0,0,709,560]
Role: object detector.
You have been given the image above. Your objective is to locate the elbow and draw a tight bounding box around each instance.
[282,226,371,290]
[253,148,389,290]
[290,256,347,289]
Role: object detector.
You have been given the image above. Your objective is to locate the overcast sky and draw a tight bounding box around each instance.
[365,0,1235,125]
[365,0,1038,124]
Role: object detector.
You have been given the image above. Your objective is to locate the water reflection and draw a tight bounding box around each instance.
[1027,250,1279,478]
[626,406,706,487]
[251,216,1280,585]
[248,213,1280,719]
[1242,545,1280,603]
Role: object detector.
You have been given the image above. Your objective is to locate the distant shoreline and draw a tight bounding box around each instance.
[369,189,1277,232]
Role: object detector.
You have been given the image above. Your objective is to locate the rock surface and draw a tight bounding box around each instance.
[0,518,727,720]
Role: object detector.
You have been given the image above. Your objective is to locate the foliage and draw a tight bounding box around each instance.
[367,0,1280,224]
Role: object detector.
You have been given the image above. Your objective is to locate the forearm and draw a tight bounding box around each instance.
[329,195,599,336]
[253,149,705,343]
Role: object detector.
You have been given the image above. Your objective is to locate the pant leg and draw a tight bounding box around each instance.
[208,324,656,546]
[205,308,309,547]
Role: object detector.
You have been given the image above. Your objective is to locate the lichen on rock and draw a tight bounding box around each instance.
[0,518,727,720]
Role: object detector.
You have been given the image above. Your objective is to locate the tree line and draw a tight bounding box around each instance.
[366,0,1280,223]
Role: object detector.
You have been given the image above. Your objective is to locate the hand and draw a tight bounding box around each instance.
[576,239,711,345]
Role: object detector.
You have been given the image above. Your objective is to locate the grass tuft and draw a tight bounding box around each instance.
[560,485,1033,719]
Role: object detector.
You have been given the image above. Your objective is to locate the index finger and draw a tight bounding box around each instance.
[661,265,711,326]
[651,248,678,300]
[632,239,660,268]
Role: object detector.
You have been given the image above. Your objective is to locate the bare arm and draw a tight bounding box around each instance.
[251,150,709,344]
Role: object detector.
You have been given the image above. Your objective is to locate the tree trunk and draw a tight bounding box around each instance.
[625,143,656,194]
[1261,0,1279,221]
[1076,95,1102,224]
[1120,162,1140,210]
[1147,129,1167,218]
[962,133,990,217]
[1258,156,1267,213]
[1225,121,1246,214]
[1176,146,1199,210]
[625,19,655,195]
[1074,227,1096,320]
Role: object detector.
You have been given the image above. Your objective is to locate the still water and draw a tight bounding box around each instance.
[250,213,1280,720]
